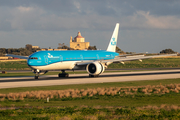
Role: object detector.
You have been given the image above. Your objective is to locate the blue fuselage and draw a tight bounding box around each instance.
[28,50,119,66]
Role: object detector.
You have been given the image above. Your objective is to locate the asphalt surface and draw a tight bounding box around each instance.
[2,67,180,73]
[0,69,180,89]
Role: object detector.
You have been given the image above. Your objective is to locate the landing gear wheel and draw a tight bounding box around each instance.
[58,73,69,77]
[89,74,99,77]
[58,70,69,78]
[33,69,41,79]
[35,76,39,79]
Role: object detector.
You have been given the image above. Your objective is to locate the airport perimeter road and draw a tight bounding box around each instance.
[0,69,180,89]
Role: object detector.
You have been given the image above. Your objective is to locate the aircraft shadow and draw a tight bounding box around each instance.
[0,71,180,83]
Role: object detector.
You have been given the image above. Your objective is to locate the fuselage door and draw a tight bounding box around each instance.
[96,54,99,60]
[111,54,114,59]
[80,54,83,61]
[60,55,63,62]
[44,55,48,64]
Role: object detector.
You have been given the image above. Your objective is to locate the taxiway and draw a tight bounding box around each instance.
[0,69,180,89]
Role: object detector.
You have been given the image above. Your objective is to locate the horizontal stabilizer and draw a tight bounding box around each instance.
[6,54,29,59]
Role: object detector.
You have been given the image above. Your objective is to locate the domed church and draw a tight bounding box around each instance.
[70,32,90,50]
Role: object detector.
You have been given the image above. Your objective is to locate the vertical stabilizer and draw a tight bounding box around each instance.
[106,23,119,52]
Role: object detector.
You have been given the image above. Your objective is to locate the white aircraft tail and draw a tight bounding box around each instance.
[106,23,119,52]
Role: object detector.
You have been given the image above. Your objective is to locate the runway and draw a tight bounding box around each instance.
[0,69,180,89]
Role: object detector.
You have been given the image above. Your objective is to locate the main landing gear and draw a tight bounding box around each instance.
[89,74,99,77]
[58,70,69,78]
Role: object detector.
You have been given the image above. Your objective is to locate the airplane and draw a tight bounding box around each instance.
[6,23,177,79]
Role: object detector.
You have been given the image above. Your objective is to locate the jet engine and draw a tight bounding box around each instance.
[86,62,105,76]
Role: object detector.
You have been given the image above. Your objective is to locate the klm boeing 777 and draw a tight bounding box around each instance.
[6,23,177,79]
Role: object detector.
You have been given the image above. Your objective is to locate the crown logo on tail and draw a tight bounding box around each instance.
[111,38,116,46]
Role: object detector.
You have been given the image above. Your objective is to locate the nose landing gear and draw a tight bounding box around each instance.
[33,69,40,79]
[33,69,48,79]
[35,75,39,79]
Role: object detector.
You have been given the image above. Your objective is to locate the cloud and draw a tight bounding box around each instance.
[1,4,180,32]
[0,0,180,31]
[17,6,33,12]
[0,1,180,53]
[73,1,81,12]
[0,5,116,31]
[121,11,180,30]
[144,12,180,29]
[8,6,45,30]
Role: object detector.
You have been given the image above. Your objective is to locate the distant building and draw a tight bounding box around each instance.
[32,46,40,49]
[0,57,9,60]
[36,48,67,52]
[53,49,67,51]
[70,32,90,50]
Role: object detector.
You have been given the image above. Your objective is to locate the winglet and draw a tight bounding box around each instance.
[106,23,119,52]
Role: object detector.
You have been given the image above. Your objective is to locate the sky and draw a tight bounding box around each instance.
[0,0,180,53]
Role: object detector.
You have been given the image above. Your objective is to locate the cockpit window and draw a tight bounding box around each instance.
[29,57,38,60]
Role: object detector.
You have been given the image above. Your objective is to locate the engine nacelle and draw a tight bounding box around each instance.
[86,62,105,75]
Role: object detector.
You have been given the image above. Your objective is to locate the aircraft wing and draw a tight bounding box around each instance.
[76,54,177,66]
[101,54,177,63]
[6,54,29,60]
[117,53,147,57]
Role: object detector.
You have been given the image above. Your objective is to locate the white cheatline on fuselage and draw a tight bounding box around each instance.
[30,61,78,71]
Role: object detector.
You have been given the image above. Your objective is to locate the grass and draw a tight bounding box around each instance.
[0,56,178,74]
[0,72,35,77]
[0,71,87,77]
[0,79,180,107]
[1,79,180,119]
[0,61,29,70]
[0,57,180,119]
[0,69,159,77]
[1,105,180,119]
[1,88,180,119]
[108,57,180,68]
[1,93,180,108]
[1,78,180,94]
[0,70,132,77]
[0,57,180,71]
[0,57,180,78]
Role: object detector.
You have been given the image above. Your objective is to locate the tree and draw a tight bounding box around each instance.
[88,46,97,50]
[58,43,73,50]
[160,49,176,54]
[116,46,125,54]
[32,48,41,53]
[0,48,6,56]
[25,44,32,51]
[58,45,69,49]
